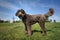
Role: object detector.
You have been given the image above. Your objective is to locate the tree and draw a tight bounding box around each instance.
[0,19,4,23]
[13,17,15,23]
[50,19,52,22]
[54,20,56,23]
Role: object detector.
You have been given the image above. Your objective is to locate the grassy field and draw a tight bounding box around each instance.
[0,22,60,40]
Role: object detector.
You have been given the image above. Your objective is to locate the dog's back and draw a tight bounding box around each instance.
[25,14,46,24]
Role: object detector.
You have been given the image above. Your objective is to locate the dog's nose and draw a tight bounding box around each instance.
[18,15,22,17]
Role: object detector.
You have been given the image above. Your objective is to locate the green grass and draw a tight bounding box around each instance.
[0,22,60,40]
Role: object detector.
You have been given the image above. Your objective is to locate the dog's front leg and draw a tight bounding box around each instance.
[26,25,32,36]
[25,25,28,34]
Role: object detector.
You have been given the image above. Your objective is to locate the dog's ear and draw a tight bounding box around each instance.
[20,9,26,14]
[20,9,24,11]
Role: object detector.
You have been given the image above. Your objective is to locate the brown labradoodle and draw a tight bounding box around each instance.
[15,8,54,36]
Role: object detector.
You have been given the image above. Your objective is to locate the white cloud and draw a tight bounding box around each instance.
[0,0,19,11]
[19,0,60,11]
[19,1,30,8]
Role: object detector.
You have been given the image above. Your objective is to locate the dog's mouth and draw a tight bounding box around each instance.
[18,14,24,19]
[18,15,22,18]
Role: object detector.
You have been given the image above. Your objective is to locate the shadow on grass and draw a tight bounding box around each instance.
[32,29,54,34]
[32,30,42,33]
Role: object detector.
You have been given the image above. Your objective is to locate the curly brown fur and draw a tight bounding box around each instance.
[16,8,54,36]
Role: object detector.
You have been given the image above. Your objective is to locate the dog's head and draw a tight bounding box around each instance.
[16,9,26,18]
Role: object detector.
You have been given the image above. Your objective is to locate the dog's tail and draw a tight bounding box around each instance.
[44,8,54,17]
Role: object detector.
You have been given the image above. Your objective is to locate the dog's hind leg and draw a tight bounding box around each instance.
[39,21,46,36]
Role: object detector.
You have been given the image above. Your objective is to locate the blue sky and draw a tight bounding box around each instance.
[0,0,60,22]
